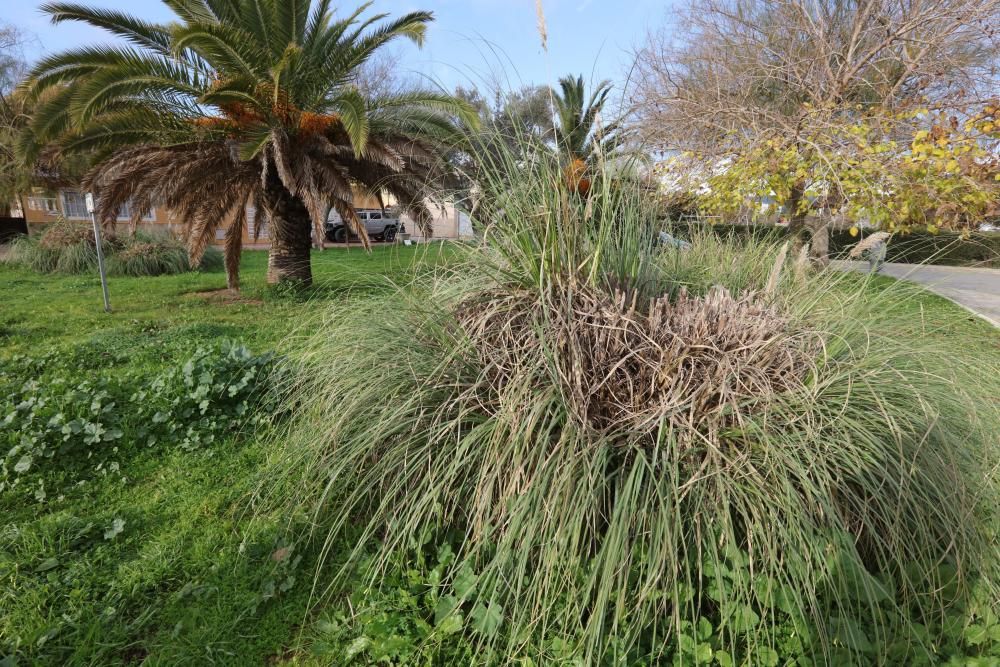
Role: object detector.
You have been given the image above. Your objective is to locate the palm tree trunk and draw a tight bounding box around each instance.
[262,169,313,286]
[224,217,243,291]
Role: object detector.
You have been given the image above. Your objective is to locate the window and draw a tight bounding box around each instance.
[60,190,155,221]
[61,190,88,219]
[369,211,381,220]
[115,201,155,221]
[247,220,269,239]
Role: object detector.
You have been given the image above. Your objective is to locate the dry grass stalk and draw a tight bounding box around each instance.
[848,231,891,258]
[764,240,789,295]
[458,282,817,452]
[38,221,101,250]
[535,0,548,52]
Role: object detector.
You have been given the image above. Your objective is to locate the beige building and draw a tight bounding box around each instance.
[19,187,179,233]
[14,186,473,246]
[401,202,474,241]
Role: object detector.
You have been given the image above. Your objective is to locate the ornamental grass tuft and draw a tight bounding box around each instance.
[4,220,222,276]
[265,141,1000,664]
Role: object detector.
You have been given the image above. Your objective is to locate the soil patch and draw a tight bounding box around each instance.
[187,288,264,306]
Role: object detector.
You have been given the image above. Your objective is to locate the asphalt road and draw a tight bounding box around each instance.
[834,261,1000,327]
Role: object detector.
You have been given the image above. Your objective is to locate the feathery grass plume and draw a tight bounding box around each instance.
[263,133,1000,664]
[848,231,891,258]
[794,242,811,282]
[764,240,789,295]
[535,0,548,52]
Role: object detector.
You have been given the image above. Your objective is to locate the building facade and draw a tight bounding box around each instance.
[14,187,473,246]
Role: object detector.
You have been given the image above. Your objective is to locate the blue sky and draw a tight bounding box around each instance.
[8,0,672,95]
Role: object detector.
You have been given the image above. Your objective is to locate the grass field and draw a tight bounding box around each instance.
[0,245,458,666]
[1,244,997,665]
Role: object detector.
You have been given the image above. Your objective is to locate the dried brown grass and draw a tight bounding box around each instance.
[458,282,818,446]
[37,221,103,250]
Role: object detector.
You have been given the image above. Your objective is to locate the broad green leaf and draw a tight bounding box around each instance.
[436,613,463,635]
[471,601,502,637]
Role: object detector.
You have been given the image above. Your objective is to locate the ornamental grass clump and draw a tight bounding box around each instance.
[106,233,223,276]
[4,221,221,277]
[267,145,1000,664]
[4,220,101,273]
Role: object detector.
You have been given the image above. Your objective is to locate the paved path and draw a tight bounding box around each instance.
[833,261,1000,327]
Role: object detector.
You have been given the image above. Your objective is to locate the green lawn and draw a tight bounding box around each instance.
[0,244,456,355]
[0,245,458,666]
[1,246,997,665]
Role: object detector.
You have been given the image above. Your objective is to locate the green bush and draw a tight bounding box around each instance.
[266,148,1000,663]
[667,220,1000,266]
[105,239,188,276]
[2,221,224,276]
[830,228,1000,266]
[105,232,223,276]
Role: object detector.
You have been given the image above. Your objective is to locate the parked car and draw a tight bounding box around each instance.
[325,209,402,243]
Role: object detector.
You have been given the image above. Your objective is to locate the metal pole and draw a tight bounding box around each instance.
[86,193,111,313]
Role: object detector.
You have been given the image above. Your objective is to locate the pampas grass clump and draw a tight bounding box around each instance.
[105,234,222,276]
[4,221,222,277]
[265,146,1000,664]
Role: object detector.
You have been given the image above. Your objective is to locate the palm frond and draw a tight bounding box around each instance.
[162,0,221,24]
[330,87,370,156]
[272,0,310,54]
[170,22,269,76]
[41,2,173,54]
[371,91,481,129]
[241,0,275,54]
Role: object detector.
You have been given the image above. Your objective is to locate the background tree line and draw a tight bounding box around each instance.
[631,0,1000,261]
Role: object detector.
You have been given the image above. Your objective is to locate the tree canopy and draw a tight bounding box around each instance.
[635,0,1000,257]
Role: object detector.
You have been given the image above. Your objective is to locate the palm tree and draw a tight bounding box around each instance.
[20,1,476,288]
[551,75,623,195]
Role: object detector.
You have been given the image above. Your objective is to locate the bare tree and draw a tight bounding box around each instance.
[633,0,1000,258]
[351,47,420,99]
[0,24,29,217]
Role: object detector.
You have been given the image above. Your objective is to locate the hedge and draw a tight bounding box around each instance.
[664,221,1000,267]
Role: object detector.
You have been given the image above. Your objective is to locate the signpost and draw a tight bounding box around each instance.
[86,193,112,313]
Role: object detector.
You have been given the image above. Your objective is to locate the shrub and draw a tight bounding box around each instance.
[267,145,1000,664]
[198,245,224,272]
[54,238,100,273]
[667,220,1000,267]
[4,233,61,273]
[830,228,1000,266]
[106,239,189,276]
[36,219,105,249]
[3,221,223,276]
[105,232,223,276]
